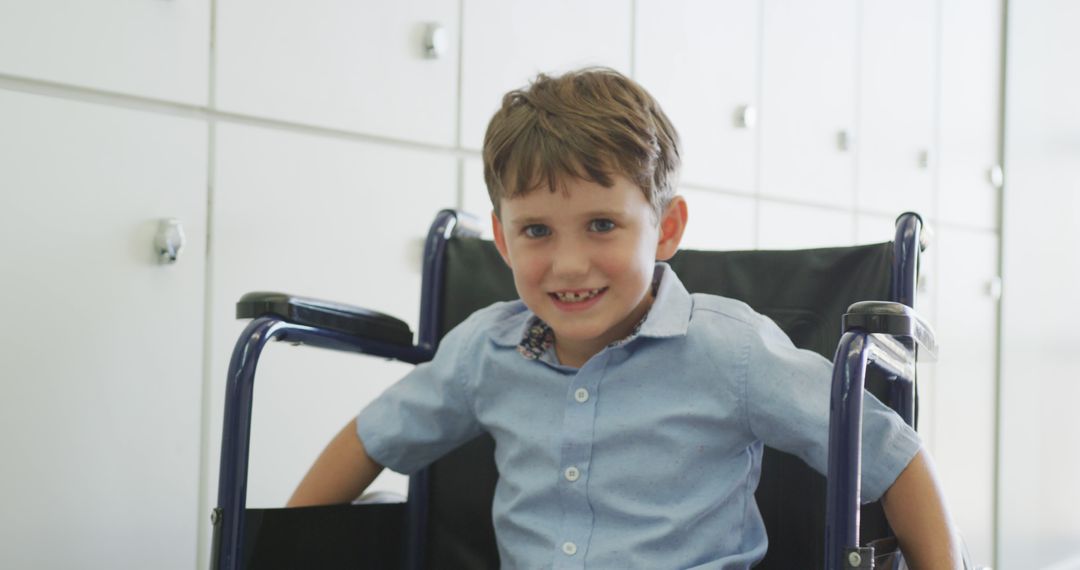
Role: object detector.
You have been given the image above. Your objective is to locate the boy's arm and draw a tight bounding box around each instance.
[287,418,384,507]
[881,449,964,569]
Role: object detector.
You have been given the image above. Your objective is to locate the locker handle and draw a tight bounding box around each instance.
[155,218,185,264]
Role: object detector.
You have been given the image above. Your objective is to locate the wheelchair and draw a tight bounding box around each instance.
[211,209,936,569]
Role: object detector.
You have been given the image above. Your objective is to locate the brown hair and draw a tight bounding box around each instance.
[482,67,681,219]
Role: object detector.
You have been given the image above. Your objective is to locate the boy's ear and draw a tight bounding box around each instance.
[491,211,513,267]
[655,195,688,261]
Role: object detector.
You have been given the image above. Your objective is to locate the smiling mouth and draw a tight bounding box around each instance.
[550,287,608,303]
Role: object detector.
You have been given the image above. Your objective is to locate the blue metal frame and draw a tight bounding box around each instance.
[211,210,478,570]
[823,212,924,569]
[404,209,480,570]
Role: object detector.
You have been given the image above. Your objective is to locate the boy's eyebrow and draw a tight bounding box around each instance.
[580,209,625,218]
[507,215,548,227]
[508,210,627,226]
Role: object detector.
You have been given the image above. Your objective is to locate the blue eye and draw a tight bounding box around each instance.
[589,219,616,233]
[523,224,551,238]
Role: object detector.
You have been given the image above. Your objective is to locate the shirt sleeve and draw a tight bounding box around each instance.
[741,313,922,502]
[355,314,485,475]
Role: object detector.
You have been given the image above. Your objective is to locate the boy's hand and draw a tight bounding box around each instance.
[287,418,384,507]
[881,449,965,569]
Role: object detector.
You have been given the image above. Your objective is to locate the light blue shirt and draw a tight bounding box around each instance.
[357,263,921,569]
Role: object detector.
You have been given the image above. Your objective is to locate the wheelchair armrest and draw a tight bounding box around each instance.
[236,292,414,347]
[842,301,937,360]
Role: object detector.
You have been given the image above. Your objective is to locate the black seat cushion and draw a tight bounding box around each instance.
[241,503,406,569]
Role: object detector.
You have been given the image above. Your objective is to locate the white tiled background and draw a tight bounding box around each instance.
[3,0,1065,568]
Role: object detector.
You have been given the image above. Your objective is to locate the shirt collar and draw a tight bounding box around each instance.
[637,262,693,339]
[489,262,692,351]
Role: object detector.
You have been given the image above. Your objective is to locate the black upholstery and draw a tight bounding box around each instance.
[426,238,899,569]
[242,504,405,569]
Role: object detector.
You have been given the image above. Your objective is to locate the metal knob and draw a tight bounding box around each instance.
[422,23,447,59]
[917,149,932,169]
[837,129,855,152]
[989,164,1004,188]
[155,218,185,264]
[734,104,757,129]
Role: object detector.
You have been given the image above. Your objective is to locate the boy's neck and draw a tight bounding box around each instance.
[555,340,606,369]
[552,290,657,368]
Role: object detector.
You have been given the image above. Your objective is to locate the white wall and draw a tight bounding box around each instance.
[999,1,1080,567]
[0,0,1012,568]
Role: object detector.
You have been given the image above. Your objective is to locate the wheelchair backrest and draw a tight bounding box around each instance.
[424,237,897,569]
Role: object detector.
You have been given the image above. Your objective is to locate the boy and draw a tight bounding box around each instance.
[289,68,962,568]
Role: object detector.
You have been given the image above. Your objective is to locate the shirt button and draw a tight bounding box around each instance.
[574,388,589,403]
[562,541,578,556]
[564,466,580,482]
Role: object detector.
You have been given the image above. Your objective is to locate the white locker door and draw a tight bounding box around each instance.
[634,0,760,195]
[933,227,998,568]
[0,91,207,568]
[999,2,1080,566]
[760,0,858,208]
[0,1,209,105]
[938,0,1003,229]
[757,200,856,249]
[215,0,460,146]
[856,0,936,217]
[679,189,757,251]
[459,0,632,150]
[203,122,457,559]
[462,158,496,239]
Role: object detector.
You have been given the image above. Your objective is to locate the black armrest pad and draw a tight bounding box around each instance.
[843,301,937,358]
[236,292,414,347]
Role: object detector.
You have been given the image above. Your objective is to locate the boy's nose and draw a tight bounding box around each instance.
[550,239,590,279]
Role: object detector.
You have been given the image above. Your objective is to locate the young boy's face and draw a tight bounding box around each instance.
[492,174,686,366]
